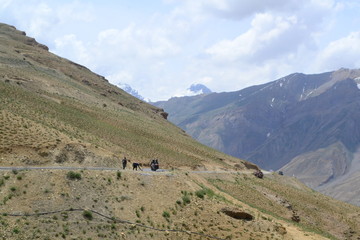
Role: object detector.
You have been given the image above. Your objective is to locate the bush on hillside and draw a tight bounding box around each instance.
[66,171,81,180]
[83,210,93,220]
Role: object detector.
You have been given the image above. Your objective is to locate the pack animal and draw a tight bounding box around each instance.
[132,162,142,171]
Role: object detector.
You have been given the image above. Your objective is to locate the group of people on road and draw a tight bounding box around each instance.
[121,157,159,171]
[150,159,159,171]
[121,156,272,177]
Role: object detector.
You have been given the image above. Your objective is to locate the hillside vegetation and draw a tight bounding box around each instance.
[1,22,360,239]
[0,23,246,170]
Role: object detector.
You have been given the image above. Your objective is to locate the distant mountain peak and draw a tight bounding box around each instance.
[117,83,145,101]
[188,84,212,95]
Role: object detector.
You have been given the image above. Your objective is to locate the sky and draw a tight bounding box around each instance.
[1,0,360,101]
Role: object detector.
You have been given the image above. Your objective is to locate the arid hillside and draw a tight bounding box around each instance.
[1,22,360,240]
[1,168,360,240]
[0,22,247,171]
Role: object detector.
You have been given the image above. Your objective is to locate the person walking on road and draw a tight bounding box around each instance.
[122,157,128,170]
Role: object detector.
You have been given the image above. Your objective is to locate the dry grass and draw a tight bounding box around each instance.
[0,80,239,169]
[0,169,342,240]
[206,172,360,239]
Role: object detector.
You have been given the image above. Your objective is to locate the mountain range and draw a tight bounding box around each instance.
[154,68,360,206]
[119,83,212,102]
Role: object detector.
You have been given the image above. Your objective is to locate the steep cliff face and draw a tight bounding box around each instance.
[248,75,360,170]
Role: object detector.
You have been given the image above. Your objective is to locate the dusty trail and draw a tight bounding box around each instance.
[0,166,168,172]
[0,166,255,174]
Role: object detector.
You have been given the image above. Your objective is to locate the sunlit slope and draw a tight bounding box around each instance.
[0,23,247,170]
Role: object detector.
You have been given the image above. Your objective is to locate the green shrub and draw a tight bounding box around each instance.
[195,189,207,199]
[67,171,81,180]
[203,188,215,198]
[162,211,170,219]
[182,195,190,205]
[197,186,216,199]
[83,210,93,220]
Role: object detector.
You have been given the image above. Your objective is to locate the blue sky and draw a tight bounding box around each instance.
[1,0,360,101]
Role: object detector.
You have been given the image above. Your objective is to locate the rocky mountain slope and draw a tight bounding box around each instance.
[154,69,360,206]
[1,22,360,239]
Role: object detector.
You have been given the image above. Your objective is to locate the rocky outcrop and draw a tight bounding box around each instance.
[25,37,49,51]
[0,24,49,51]
[54,144,86,163]
[220,207,253,221]
[291,211,300,223]
[160,111,168,120]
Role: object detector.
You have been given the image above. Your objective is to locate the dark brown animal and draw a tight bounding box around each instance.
[132,162,142,171]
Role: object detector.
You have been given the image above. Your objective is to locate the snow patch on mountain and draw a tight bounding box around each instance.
[117,83,145,101]
[187,84,212,95]
[355,77,360,90]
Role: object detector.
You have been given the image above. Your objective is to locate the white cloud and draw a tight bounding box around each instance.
[205,14,301,63]
[315,32,360,71]
[96,25,180,59]
[61,22,183,101]
[204,0,337,64]
[1,0,94,40]
[178,0,302,20]
[54,34,92,68]
[18,2,56,37]
[56,2,94,24]
[199,76,213,84]
[107,71,134,85]
[0,0,13,10]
